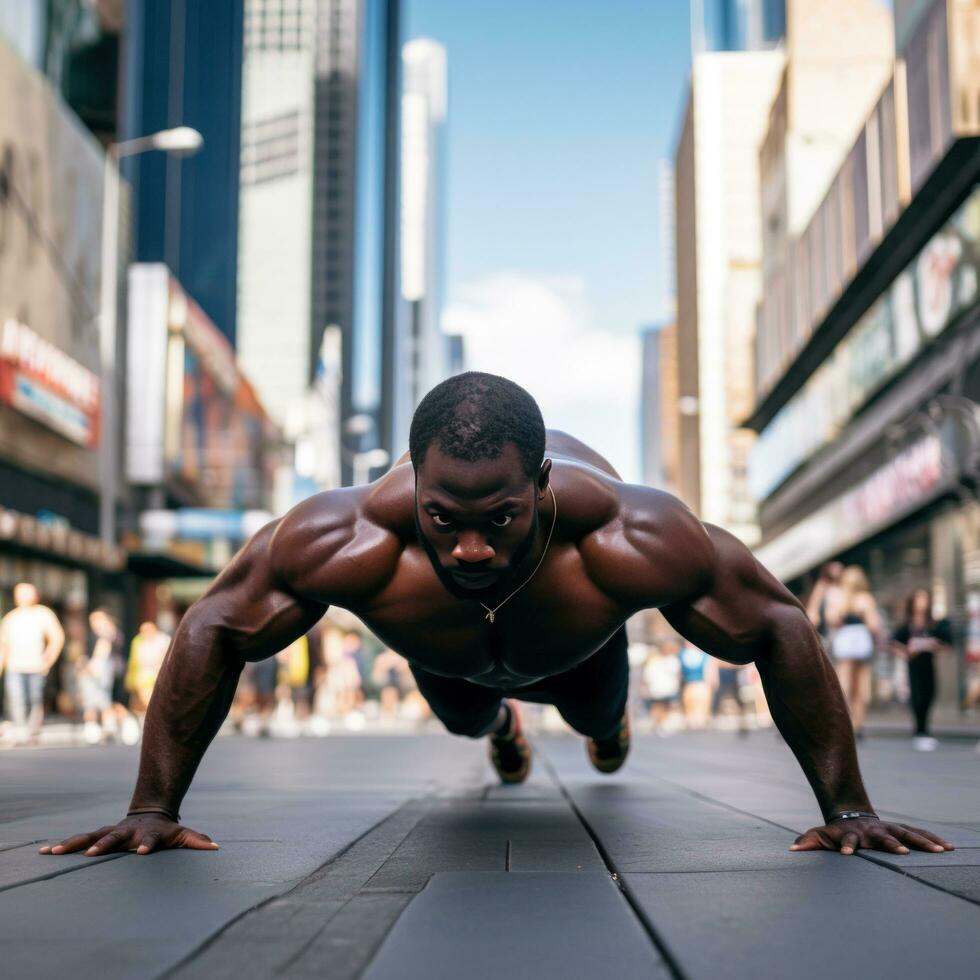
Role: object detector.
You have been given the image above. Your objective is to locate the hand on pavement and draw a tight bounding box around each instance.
[39,813,218,857]
[791,817,953,856]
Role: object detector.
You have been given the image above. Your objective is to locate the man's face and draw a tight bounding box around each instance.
[13,584,37,607]
[415,442,545,600]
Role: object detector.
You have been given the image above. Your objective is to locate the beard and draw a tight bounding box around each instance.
[414,506,541,602]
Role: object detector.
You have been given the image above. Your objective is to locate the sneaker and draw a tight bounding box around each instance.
[914,735,939,751]
[488,700,531,784]
[587,713,631,774]
[82,721,103,745]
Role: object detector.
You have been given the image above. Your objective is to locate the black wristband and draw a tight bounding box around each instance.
[127,806,180,823]
[830,810,878,823]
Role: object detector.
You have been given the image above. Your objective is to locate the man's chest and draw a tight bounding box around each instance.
[350,548,629,685]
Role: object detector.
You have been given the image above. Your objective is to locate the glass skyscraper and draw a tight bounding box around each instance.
[691,0,786,53]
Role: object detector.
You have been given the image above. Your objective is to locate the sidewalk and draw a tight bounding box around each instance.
[1,730,978,978]
[865,705,980,739]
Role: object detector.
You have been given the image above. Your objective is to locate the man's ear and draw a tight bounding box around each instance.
[537,459,553,498]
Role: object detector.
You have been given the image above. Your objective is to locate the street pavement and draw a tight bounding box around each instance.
[1,730,978,979]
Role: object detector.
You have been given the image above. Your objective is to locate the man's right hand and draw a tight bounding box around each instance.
[39,813,218,857]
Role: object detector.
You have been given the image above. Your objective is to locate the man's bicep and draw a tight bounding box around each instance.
[193,520,327,662]
[660,523,802,664]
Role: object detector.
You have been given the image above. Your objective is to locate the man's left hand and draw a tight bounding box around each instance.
[791,817,954,856]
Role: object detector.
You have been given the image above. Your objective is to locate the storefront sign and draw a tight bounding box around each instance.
[750,187,980,501]
[0,318,100,446]
[754,435,945,582]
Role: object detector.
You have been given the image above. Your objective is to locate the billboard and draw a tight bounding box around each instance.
[0,39,104,487]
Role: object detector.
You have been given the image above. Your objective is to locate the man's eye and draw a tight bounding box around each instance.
[490,515,513,528]
[431,514,454,528]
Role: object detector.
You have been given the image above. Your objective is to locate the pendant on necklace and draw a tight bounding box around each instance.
[485,610,495,623]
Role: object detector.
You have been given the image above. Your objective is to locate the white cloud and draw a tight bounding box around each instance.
[441,271,640,482]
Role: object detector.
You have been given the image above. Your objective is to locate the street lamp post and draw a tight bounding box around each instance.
[98,127,203,552]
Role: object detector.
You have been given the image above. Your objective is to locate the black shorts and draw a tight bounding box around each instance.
[408,626,630,742]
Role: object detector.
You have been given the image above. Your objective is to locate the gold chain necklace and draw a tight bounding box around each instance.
[480,484,557,624]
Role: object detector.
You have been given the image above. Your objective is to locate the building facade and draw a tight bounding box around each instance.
[673,50,785,543]
[749,0,980,709]
[0,33,125,629]
[237,0,404,489]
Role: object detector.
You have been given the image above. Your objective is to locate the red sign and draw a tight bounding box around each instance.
[0,317,101,447]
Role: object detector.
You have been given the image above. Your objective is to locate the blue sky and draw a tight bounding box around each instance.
[406,0,693,480]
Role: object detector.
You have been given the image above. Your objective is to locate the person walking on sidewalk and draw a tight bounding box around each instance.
[40,373,952,860]
[0,583,64,744]
[892,589,951,751]
[825,566,881,739]
[806,561,843,655]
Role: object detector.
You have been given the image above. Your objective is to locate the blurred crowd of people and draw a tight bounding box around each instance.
[3,567,977,749]
[631,637,771,736]
[227,629,432,739]
[0,580,436,747]
[0,582,172,747]
[806,561,965,751]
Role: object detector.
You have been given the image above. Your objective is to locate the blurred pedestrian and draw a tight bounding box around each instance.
[0,583,64,744]
[641,640,681,733]
[318,631,365,726]
[891,589,952,751]
[806,561,843,653]
[80,610,119,744]
[679,641,711,730]
[371,648,413,724]
[126,621,172,718]
[825,565,881,738]
[712,660,750,735]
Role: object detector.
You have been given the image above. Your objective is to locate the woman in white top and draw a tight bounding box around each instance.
[824,565,882,738]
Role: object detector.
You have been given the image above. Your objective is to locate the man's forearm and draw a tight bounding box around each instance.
[757,610,873,820]
[129,611,244,817]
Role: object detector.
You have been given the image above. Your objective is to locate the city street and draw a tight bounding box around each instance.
[2,730,978,979]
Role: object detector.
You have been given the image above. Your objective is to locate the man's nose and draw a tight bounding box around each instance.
[452,532,495,563]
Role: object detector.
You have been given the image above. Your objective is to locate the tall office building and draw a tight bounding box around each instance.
[398,38,448,451]
[237,0,402,488]
[673,50,785,544]
[120,0,245,343]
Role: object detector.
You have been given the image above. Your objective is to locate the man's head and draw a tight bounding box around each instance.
[13,583,38,608]
[409,373,550,597]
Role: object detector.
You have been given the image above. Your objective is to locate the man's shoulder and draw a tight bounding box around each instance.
[577,482,715,606]
[269,467,413,599]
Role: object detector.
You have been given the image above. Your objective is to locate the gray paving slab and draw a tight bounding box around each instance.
[906,866,980,903]
[364,801,604,892]
[554,782,824,873]
[624,862,980,979]
[362,872,672,980]
[0,842,125,891]
[861,846,980,869]
[172,801,433,980]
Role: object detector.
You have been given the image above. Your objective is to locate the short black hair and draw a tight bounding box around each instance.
[409,372,545,479]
